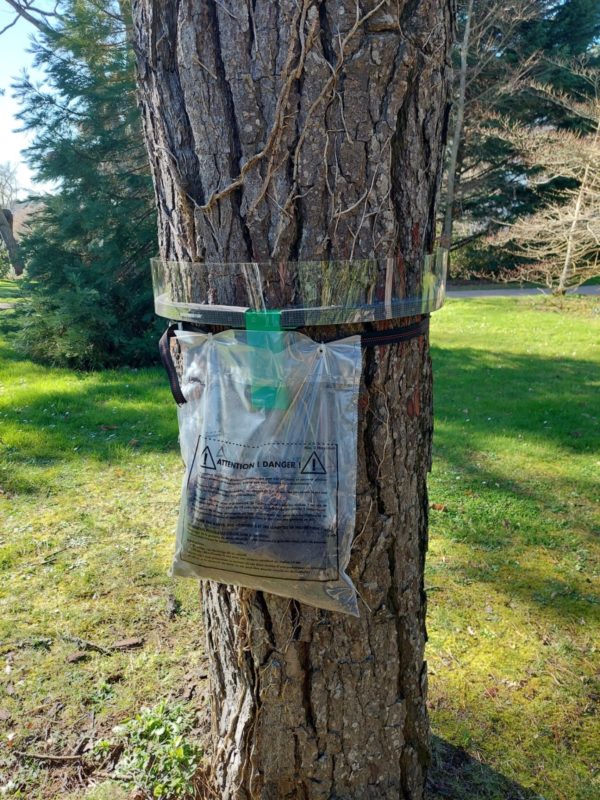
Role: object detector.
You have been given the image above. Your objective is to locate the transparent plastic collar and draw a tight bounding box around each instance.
[151,249,447,328]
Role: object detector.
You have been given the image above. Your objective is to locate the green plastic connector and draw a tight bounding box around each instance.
[245,309,283,331]
[245,310,289,410]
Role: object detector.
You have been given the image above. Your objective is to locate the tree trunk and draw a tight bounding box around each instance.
[131,1,453,797]
[0,209,23,276]
[441,0,472,252]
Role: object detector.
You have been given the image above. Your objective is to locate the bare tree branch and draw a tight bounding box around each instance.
[0,12,19,35]
[492,78,600,292]
[1,0,57,34]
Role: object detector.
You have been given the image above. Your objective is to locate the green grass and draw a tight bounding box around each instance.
[0,279,22,304]
[0,281,205,799]
[0,282,598,799]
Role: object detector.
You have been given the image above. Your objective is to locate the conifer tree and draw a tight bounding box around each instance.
[12,0,159,369]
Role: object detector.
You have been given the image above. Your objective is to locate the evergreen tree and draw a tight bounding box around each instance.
[14,0,159,369]
[447,0,600,274]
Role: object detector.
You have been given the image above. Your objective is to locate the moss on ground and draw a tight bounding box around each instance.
[0,283,598,798]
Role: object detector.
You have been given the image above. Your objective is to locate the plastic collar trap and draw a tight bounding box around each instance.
[156,252,447,615]
[151,249,448,329]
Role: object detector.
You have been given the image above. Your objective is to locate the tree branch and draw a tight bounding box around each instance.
[1,0,56,35]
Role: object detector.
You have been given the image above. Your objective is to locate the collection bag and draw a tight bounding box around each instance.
[169,328,362,616]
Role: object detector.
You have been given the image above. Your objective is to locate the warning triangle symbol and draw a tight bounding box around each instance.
[200,446,217,470]
[216,446,226,458]
[301,451,326,475]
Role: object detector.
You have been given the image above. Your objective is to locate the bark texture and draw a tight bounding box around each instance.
[132,1,453,797]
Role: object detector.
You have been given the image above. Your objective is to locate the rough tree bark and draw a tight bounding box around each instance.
[132,1,453,797]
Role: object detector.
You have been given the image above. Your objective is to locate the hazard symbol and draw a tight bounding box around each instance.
[200,446,217,470]
[301,451,326,475]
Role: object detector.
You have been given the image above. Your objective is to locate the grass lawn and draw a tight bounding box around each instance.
[427,296,599,800]
[0,279,598,799]
[0,281,22,304]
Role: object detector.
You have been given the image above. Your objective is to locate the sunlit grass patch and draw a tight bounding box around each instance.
[0,279,22,304]
[427,298,599,800]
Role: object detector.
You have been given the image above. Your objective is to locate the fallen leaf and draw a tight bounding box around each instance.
[0,709,11,721]
[67,652,88,664]
[112,637,144,651]
[430,503,448,512]
[99,425,119,431]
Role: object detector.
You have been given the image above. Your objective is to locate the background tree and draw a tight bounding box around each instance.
[494,63,600,291]
[441,0,539,252]
[444,0,600,274]
[0,162,24,276]
[132,1,453,798]
[0,162,18,207]
[8,0,159,368]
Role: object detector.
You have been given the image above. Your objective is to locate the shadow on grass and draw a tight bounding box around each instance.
[431,343,599,544]
[427,736,540,800]
[431,345,599,456]
[429,344,599,623]
[0,381,179,490]
[2,320,598,498]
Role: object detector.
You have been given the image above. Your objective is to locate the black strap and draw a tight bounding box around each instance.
[159,317,429,405]
[159,324,187,406]
[357,316,429,347]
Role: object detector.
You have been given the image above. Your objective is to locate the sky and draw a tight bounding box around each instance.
[0,5,48,197]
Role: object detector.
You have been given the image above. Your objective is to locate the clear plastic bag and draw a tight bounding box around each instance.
[171,328,362,616]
